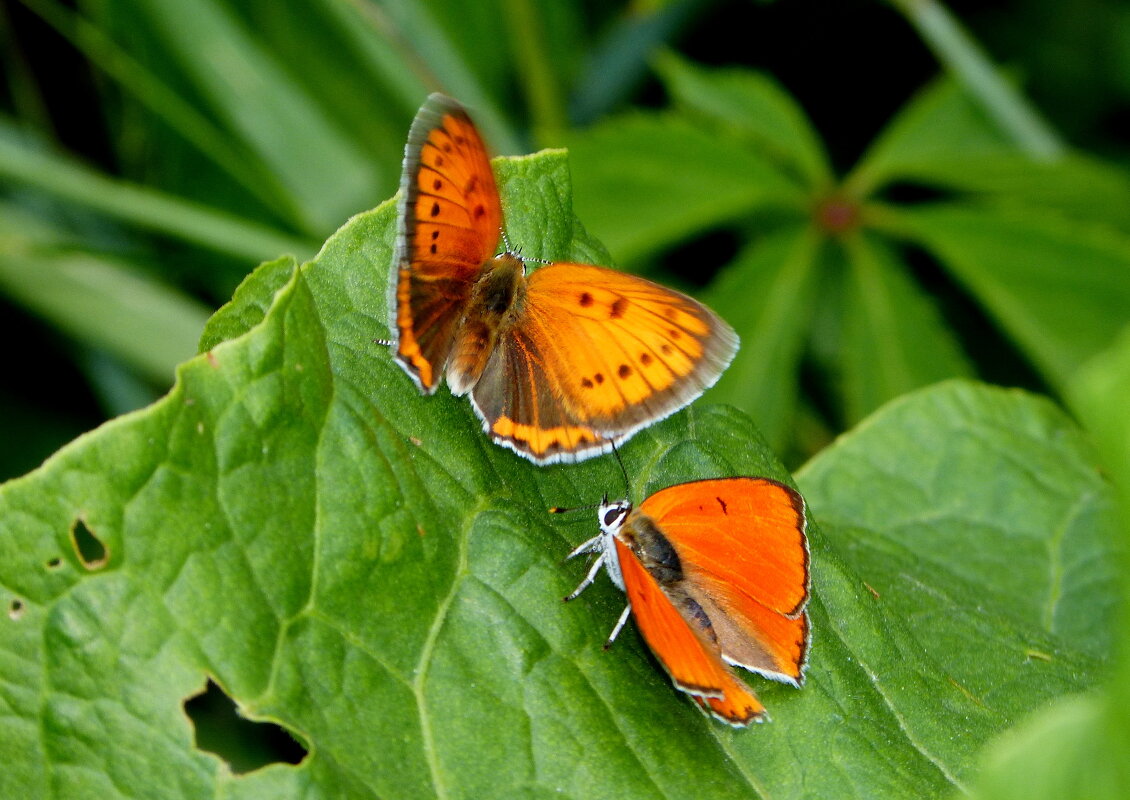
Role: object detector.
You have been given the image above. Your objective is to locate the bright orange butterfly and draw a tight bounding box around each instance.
[564,477,810,725]
[390,94,738,464]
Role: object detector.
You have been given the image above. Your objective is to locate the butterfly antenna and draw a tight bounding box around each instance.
[610,441,630,498]
[548,500,600,515]
[373,337,393,347]
[499,226,552,266]
[499,227,516,255]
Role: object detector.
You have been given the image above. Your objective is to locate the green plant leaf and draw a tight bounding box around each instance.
[199,255,302,351]
[880,203,1130,391]
[0,205,212,384]
[849,76,1130,231]
[0,122,315,262]
[849,77,1014,195]
[125,0,382,234]
[0,152,1118,799]
[797,380,1120,789]
[569,0,700,125]
[964,693,1124,800]
[963,326,1130,800]
[702,225,823,450]
[800,379,1120,661]
[887,0,1063,158]
[839,231,973,424]
[566,112,805,264]
[656,52,831,188]
[364,0,519,154]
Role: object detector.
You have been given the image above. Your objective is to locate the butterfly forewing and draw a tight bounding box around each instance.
[639,478,810,682]
[398,94,501,267]
[522,264,739,431]
[639,478,809,616]
[393,93,503,392]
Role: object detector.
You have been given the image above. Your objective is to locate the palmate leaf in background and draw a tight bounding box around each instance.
[0,151,1121,799]
[566,54,1130,457]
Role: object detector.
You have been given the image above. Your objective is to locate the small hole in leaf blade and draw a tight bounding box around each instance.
[70,518,108,569]
[46,557,62,569]
[184,680,307,774]
[9,599,24,620]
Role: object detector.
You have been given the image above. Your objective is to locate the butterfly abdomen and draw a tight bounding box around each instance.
[446,253,528,396]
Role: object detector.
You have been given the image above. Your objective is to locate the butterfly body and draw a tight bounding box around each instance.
[391,94,739,463]
[566,477,810,726]
[445,253,527,396]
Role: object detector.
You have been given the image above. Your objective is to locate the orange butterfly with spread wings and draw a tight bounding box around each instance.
[390,93,738,464]
[564,477,810,725]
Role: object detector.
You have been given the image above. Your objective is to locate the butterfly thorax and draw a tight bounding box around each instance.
[446,252,527,396]
[618,512,684,587]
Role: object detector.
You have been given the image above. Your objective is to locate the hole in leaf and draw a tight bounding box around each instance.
[45,557,62,569]
[9,599,24,620]
[70,518,108,570]
[184,680,308,774]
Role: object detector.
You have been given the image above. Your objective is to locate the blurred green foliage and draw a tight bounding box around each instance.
[1,0,1129,797]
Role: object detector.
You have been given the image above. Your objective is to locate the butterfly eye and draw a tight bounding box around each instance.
[602,502,629,529]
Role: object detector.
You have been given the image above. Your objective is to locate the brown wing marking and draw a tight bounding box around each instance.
[615,538,766,725]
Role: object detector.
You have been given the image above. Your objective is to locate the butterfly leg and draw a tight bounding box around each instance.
[564,533,603,561]
[603,604,633,649]
[564,551,607,602]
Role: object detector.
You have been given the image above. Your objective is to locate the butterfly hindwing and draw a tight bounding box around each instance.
[470,323,610,462]
[467,262,739,459]
[614,537,766,725]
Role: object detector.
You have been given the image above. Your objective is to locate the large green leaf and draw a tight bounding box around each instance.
[800,380,1120,663]
[839,232,973,424]
[797,380,1120,792]
[702,225,823,450]
[0,152,1118,799]
[963,326,1130,800]
[882,203,1130,391]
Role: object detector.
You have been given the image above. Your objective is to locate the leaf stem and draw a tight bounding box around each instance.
[889,0,1065,158]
